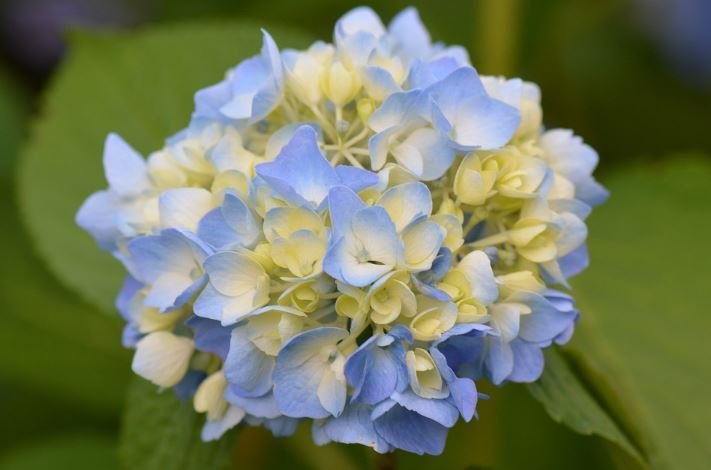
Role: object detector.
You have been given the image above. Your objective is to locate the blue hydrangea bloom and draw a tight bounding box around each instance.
[76,6,605,456]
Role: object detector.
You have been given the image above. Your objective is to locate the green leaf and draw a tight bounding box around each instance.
[0,433,118,470]
[121,377,371,470]
[568,157,711,469]
[0,68,130,414]
[120,377,236,470]
[18,21,314,315]
[0,212,131,414]
[527,347,643,465]
[396,382,618,470]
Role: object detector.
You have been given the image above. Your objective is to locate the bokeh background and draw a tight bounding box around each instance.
[0,0,709,469]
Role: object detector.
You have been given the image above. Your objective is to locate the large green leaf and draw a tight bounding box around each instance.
[0,201,131,414]
[527,347,643,466]
[0,68,130,414]
[0,70,126,451]
[120,377,236,470]
[395,382,617,470]
[18,21,314,315]
[566,157,711,469]
[121,378,371,470]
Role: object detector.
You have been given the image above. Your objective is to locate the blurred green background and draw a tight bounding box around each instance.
[0,0,709,469]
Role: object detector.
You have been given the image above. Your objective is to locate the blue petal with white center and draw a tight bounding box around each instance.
[256,126,377,210]
[127,229,211,312]
[197,193,262,250]
[273,327,348,419]
[428,67,520,151]
[323,204,403,287]
[344,326,411,405]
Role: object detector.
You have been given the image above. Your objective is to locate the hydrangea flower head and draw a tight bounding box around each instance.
[77,6,606,455]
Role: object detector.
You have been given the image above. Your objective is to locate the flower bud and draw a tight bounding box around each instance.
[322,62,361,106]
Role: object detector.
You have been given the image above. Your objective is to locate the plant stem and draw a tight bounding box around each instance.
[374,452,397,470]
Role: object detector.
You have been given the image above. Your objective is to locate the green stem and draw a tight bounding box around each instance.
[373,452,397,470]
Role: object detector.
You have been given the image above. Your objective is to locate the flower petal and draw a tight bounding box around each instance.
[132,331,194,388]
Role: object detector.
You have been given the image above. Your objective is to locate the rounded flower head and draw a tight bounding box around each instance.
[76,6,605,456]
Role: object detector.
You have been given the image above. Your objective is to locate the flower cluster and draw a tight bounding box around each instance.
[77,7,606,455]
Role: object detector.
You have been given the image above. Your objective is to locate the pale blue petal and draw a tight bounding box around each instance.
[127,229,210,311]
[159,188,214,232]
[458,250,498,305]
[326,186,365,240]
[171,273,208,310]
[197,193,261,250]
[369,89,427,132]
[400,129,456,181]
[256,126,338,209]
[225,387,281,419]
[388,325,414,343]
[408,57,461,89]
[362,66,401,100]
[115,275,142,323]
[390,390,459,428]
[335,7,385,38]
[430,348,477,422]
[75,190,121,252]
[334,165,379,193]
[411,274,452,302]
[222,31,283,123]
[372,401,448,455]
[350,207,402,260]
[324,206,401,287]
[426,67,486,118]
[367,127,399,171]
[433,324,489,379]
[322,237,355,285]
[377,182,432,231]
[486,336,514,385]
[426,67,520,150]
[264,122,319,160]
[273,327,348,419]
[345,334,408,405]
[245,416,299,437]
[122,324,141,349]
[337,30,379,66]
[446,94,520,151]
[508,340,545,383]
[544,289,577,313]
[517,292,578,344]
[193,81,232,123]
[128,229,209,283]
[224,326,275,397]
[193,283,228,322]
[557,243,589,280]
[103,133,150,197]
[201,405,245,441]
[313,403,391,453]
[185,315,231,360]
[550,198,592,220]
[174,370,206,401]
[429,247,453,281]
[196,208,237,250]
[554,320,578,345]
[388,7,430,63]
[577,178,610,207]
